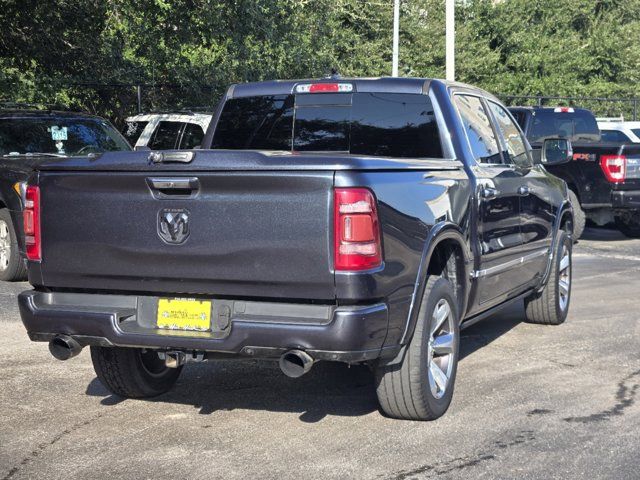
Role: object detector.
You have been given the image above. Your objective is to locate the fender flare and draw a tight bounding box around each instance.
[538,199,573,291]
[398,222,472,346]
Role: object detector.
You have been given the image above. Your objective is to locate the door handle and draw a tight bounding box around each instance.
[481,187,499,200]
[147,177,200,197]
[517,185,530,196]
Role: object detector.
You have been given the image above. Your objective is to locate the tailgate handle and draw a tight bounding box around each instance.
[148,177,200,196]
[149,151,194,163]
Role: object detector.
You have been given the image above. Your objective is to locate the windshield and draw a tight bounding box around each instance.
[0,117,132,156]
[528,110,600,144]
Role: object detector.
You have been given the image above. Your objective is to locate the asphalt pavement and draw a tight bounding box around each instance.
[1,226,639,480]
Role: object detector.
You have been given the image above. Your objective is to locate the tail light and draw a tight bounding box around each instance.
[554,107,575,113]
[334,188,382,271]
[295,83,353,94]
[600,155,627,183]
[23,185,41,261]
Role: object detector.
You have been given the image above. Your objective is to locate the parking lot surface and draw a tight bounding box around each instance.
[1,227,639,480]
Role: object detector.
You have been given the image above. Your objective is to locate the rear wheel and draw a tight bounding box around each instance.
[90,347,182,398]
[0,209,27,282]
[568,190,585,240]
[376,276,460,421]
[615,212,640,238]
[524,231,572,325]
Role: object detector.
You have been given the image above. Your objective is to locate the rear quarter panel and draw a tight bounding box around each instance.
[334,164,472,346]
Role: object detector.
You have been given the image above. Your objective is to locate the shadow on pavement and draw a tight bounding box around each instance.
[580,226,628,242]
[86,360,379,422]
[85,302,527,421]
[460,300,524,361]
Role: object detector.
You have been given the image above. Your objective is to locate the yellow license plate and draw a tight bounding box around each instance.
[157,298,212,331]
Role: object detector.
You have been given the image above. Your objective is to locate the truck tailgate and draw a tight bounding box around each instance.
[37,170,335,300]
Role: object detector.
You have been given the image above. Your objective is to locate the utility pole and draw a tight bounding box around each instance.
[446,0,455,81]
[392,0,400,76]
[136,85,142,113]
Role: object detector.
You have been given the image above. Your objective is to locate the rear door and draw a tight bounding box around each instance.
[487,100,554,282]
[453,94,526,305]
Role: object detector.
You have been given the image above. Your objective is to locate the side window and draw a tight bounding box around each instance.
[179,123,205,149]
[454,95,501,164]
[600,129,631,143]
[148,121,184,150]
[488,101,531,167]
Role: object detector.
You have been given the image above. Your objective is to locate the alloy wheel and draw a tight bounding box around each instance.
[558,244,571,312]
[427,298,455,399]
[0,220,10,272]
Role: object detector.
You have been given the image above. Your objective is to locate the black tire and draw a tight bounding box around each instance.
[524,231,572,325]
[615,213,640,238]
[568,190,585,240]
[90,347,182,398]
[0,208,27,282]
[376,276,460,421]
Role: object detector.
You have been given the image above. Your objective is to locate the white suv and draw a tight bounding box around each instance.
[122,112,213,150]
[597,120,640,143]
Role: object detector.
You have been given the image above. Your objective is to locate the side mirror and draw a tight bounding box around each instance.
[541,138,573,165]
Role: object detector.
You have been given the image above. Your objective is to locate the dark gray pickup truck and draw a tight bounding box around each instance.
[19,78,574,420]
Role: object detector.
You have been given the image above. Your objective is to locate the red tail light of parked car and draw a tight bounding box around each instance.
[334,188,382,271]
[24,186,41,261]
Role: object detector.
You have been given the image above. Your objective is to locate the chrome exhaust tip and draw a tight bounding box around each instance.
[279,350,314,378]
[48,335,82,361]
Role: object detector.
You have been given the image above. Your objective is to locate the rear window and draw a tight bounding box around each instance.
[528,109,600,144]
[122,120,148,144]
[212,92,443,158]
[600,129,631,143]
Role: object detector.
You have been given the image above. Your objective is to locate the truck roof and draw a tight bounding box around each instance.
[227,77,499,101]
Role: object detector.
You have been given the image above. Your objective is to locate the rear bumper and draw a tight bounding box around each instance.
[612,190,640,209]
[19,291,398,363]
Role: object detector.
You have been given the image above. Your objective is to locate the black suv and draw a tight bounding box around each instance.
[0,109,131,280]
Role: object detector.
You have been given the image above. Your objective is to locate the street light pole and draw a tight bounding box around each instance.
[446,0,455,81]
[392,0,400,76]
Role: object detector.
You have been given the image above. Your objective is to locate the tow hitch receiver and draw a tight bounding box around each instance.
[159,351,205,368]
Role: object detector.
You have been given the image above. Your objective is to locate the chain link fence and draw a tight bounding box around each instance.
[1,82,220,128]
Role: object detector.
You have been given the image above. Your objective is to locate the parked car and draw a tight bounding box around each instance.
[509,106,640,238]
[597,120,640,143]
[0,108,131,281]
[122,112,212,150]
[20,78,574,421]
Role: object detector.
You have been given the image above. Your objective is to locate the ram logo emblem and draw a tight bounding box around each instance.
[158,208,190,244]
